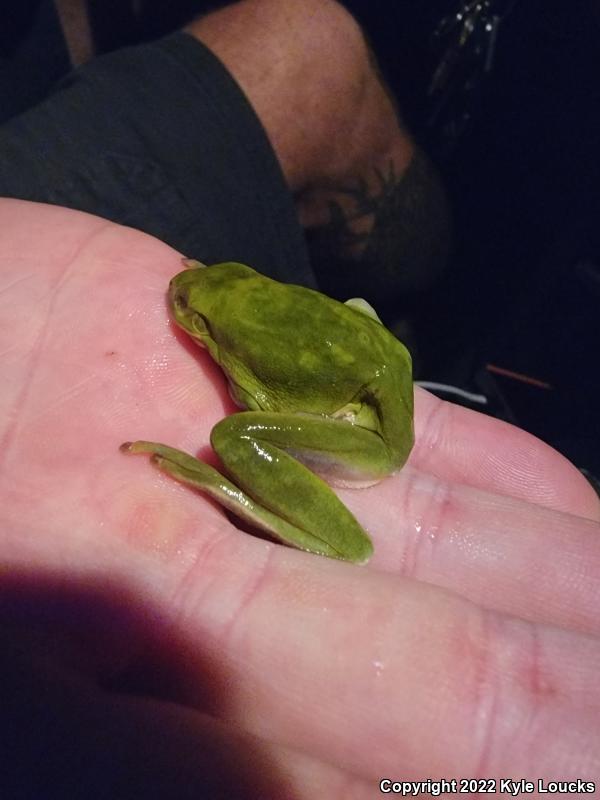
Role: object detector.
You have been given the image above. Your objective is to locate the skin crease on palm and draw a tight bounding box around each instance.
[2,200,600,795]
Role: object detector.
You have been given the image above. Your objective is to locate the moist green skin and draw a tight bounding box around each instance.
[121,261,414,563]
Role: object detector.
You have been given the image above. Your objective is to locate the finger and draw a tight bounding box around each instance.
[0,623,373,800]
[6,518,599,782]
[5,426,599,782]
[412,387,600,521]
[144,542,600,781]
[339,466,600,635]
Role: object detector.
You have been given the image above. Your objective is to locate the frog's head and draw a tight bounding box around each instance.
[168,261,256,347]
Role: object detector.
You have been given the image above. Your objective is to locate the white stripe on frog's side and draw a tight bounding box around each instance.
[286,448,380,489]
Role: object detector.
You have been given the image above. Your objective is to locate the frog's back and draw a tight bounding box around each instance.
[208,264,408,415]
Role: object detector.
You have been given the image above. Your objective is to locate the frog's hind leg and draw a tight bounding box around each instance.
[120,440,345,560]
[210,415,374,563]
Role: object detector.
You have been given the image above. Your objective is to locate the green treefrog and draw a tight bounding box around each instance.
[121,261,414,563]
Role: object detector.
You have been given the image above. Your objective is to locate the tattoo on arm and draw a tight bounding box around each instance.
[308,149,452,308]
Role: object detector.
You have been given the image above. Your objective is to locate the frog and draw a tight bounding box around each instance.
[121,260,414,563]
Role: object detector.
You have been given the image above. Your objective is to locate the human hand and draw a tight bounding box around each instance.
[1,200,599,797]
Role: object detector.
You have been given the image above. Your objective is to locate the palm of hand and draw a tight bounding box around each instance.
[1,200,599,792]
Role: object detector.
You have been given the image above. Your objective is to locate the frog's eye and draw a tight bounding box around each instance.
[172,291,188,313]
[172,291,208,336]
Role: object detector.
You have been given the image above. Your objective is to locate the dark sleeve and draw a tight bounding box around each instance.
[0,31,314,286]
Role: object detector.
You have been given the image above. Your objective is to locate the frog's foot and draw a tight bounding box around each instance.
[121,440,205,470]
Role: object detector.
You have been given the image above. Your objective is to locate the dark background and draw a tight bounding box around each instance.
[349,0,600,483]
[2,0,599,480]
